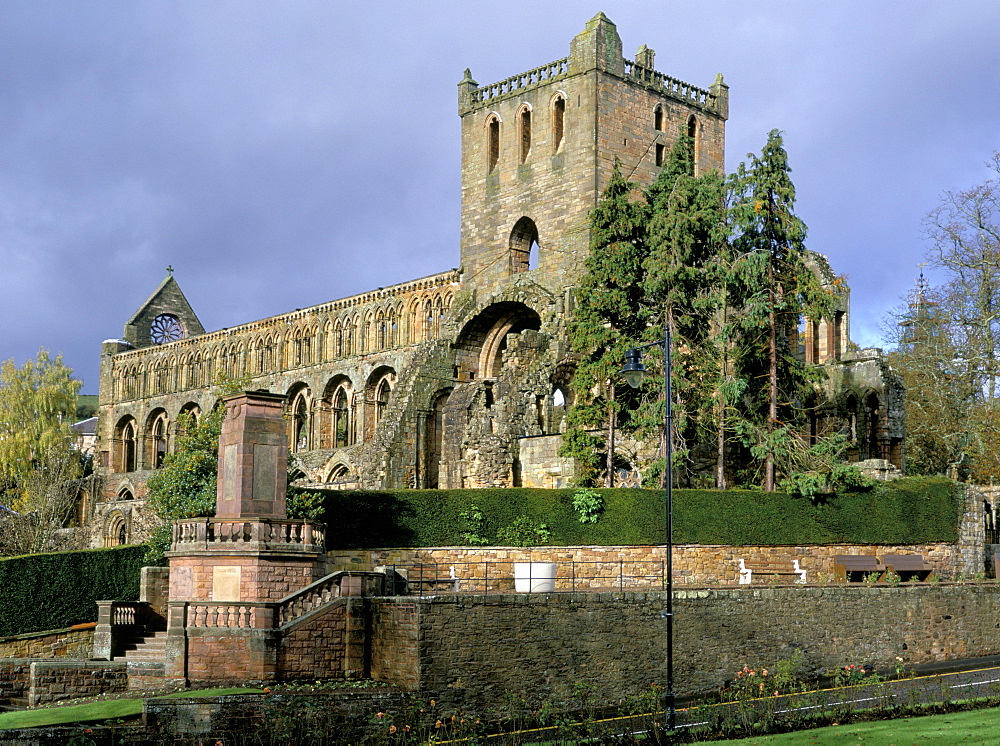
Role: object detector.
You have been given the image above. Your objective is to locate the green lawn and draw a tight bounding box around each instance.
[703,705,1000,744]
[0,687,262,730]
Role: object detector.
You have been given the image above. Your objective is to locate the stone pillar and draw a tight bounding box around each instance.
[215,391,288,519]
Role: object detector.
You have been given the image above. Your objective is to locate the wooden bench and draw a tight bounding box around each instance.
[882,554,933,581]
[738,558,807,585]
[833,555,885,582]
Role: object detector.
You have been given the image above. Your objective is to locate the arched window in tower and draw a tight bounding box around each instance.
[687,115,699,175]
[518,105,532,163]
[509,217,539,273]
[289,388,311,451]
[486,114,500,173]
[654,104,664,131]
[551,94,565,153]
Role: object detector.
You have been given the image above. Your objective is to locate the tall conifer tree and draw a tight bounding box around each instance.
[729,130,835,490]
[641,134,727,485]
[563,163,649,486]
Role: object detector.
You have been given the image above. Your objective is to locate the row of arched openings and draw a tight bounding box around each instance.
[486,92,567,174]
[653,106,700,171]
[113,294,451,401]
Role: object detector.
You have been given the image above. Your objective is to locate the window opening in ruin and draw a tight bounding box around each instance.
[833,311,845,361]
[290,390,311,451]
[687,115,699,175]
[333,386,351,448]
[374,378,391,431]
[865,393,881,459]
[487,115,500,173]
[536,394,545,432]
[377,311,386,349]
[552,388,566,408]
[845,394,859,452]
[425,389,451,489]
[552,95,565,152]
[484,381,494,409]
[654,104,664,132]
[148,411,169,469]
[509,217,539,274]
[519,106,531,163]
[116,418,137,473]
[655,143,665,167]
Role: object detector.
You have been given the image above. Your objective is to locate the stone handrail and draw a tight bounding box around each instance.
[187,603,270,630]
[472,58,569,105]
[276,570,385,627]
[170,518,325,553]
[624,59,717,111]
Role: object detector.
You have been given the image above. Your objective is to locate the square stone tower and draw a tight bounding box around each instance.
[458,12,728,296]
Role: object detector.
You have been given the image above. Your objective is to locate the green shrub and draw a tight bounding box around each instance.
[0,545,144,636]
[572,488,605,524]
[307,476,961,549]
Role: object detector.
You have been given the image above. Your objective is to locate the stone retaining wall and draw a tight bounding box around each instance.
[27,660,127,706]
[371,584,1000,711]
[328,541,974,589]
[0,625,94,660]
[0,660,31,701]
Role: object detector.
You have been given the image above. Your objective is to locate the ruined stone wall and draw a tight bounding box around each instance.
[372,584,1000,708]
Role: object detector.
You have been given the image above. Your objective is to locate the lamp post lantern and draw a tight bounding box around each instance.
[620,326,675,732]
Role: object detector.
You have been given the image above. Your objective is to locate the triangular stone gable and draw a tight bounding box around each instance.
[123,274,205,348]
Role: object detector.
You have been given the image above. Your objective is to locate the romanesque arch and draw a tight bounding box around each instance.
[424,388,453,489]
[113,416,138,473]
[455,301,542,380]
[319,375,355,449]
[510,217,539,274]
[286,383,313,452]
[105,511,127,547]
[145,408,169,469]
[364,366,396,441]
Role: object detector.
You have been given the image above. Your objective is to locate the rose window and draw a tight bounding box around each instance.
[150,314,184,344]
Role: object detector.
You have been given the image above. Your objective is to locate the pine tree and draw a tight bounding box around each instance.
[641,134,727,486]
[562,163,649,486]
[729,130,836,490]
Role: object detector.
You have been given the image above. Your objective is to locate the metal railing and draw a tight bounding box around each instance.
[386,560,668,595]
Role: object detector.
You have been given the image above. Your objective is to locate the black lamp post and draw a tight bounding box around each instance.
[620,326,675,732]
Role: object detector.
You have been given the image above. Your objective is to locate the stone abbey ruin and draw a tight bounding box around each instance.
[90,12,903,548]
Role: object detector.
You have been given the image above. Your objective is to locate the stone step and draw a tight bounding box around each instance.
[122,631,168,664]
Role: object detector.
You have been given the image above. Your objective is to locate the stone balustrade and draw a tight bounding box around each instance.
[277,571,384,627]
[471,58,569,104]
[170,518,325,554]
[624,59,717,109]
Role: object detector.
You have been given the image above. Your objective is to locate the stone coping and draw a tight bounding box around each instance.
[0,623,94,644]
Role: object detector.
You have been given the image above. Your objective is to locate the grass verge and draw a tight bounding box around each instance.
[702,704,1000,744]
[0,687,262,730]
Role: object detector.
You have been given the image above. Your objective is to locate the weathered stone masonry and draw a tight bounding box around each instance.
[370,584,1000,711]
[89,13,904,548]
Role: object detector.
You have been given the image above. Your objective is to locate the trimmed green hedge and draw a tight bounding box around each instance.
[0,545,145,636]
[312,476,962,549]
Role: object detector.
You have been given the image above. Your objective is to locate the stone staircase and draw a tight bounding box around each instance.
[122,630,168,690]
